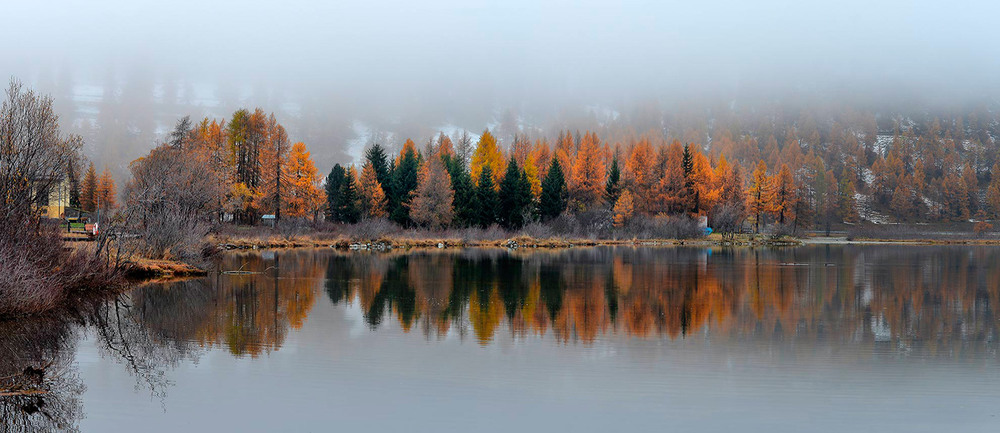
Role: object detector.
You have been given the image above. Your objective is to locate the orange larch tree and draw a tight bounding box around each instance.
[437,132,454,159]
[746,160,774,233]
[470,129,505,186]
[255,114,290,218]
[95,168,117,211]
[284,142,324,218]
[555,130,575,174]
[569,131,607,210]
[772,163,796,225]
[410,153,455,228]
[654,141,687,214]
[531,138,552,180]
[81,162,98,212]
[625,136,658,214]
[612,190,635,227]
[691,148,715,213]
[358,161,387,218]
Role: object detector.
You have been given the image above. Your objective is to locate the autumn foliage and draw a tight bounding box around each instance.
[152,102,1000,236]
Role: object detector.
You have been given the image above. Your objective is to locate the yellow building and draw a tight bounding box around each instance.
[36,175,72,219]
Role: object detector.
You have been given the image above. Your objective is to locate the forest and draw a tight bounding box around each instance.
[320,105,1000,236]
[113,98,1000,244]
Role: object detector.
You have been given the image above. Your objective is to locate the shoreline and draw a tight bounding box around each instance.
[212,233,1000,251]
[66,233,1000,282]
[6,233,996,322]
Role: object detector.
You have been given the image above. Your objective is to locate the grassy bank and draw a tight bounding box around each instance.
[208,227,809,251]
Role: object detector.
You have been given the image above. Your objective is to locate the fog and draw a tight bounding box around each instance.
[3,0,999,174]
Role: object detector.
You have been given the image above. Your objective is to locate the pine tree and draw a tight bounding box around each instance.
[338,166,361,224]
[499,156,527,229]
[539,158,567,220]
[169,115,193,149]
[604,152,621,205]
[365,143,392,190]
[681,144,697,213]
[390,139,420,226]
[474,165,499,227]
[325,164,346,221]
[446,158,476,227]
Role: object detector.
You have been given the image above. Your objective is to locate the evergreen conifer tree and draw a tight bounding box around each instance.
[604,153,621,205]
[475,165,499,227]
[499,156,526,229]
[390,144,420,225]
[445,157,476,227]
[539,158,567,220]
[338,167,361,223]
[325,164,345,221]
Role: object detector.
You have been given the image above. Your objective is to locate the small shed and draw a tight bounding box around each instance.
[261,214,276,227]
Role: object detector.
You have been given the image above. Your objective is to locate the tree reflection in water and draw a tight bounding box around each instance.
[0,318,83,433]
[2,245,998,431]
[322,246,1000,353]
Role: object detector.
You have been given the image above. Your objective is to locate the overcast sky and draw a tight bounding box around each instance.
[3,0,999,167]
[6,0,1000,103]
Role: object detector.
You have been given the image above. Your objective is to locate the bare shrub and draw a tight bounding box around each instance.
[974,221,993,238]
[482,224,507,240]
[767,223,796,239]
[547,213,581,237]
[624,214,703,239]
[519,222,554,239]
[0,79,81,234]
[0,225,120,318]
[0,79,120,318]
[709,203,746,239]
[341,218,400,241]
[574,209,613,237]
[276,218,311,240]
[123,144,225,262]
[0,316,83,432]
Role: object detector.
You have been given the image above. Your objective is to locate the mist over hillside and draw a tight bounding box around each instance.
[3,0,999,180]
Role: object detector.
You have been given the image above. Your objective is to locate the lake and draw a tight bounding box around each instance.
[2,245,1000,432]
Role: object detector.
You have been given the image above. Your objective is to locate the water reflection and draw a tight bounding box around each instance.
[122,246,1000,351]
[2,245,999,431]
[0,318,83,433]
[320,246,1000,352]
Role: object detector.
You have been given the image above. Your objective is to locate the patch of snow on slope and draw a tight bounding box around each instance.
[435,123,480,144]
[873,134,894,156]
[345,120,398,165]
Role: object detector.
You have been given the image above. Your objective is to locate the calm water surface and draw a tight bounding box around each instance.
[3,245,1000,432]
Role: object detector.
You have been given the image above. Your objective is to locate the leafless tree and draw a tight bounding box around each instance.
[453,130,473,168]
[0,79,124,317]
[0,78,80,234]
[122,144,225,261]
